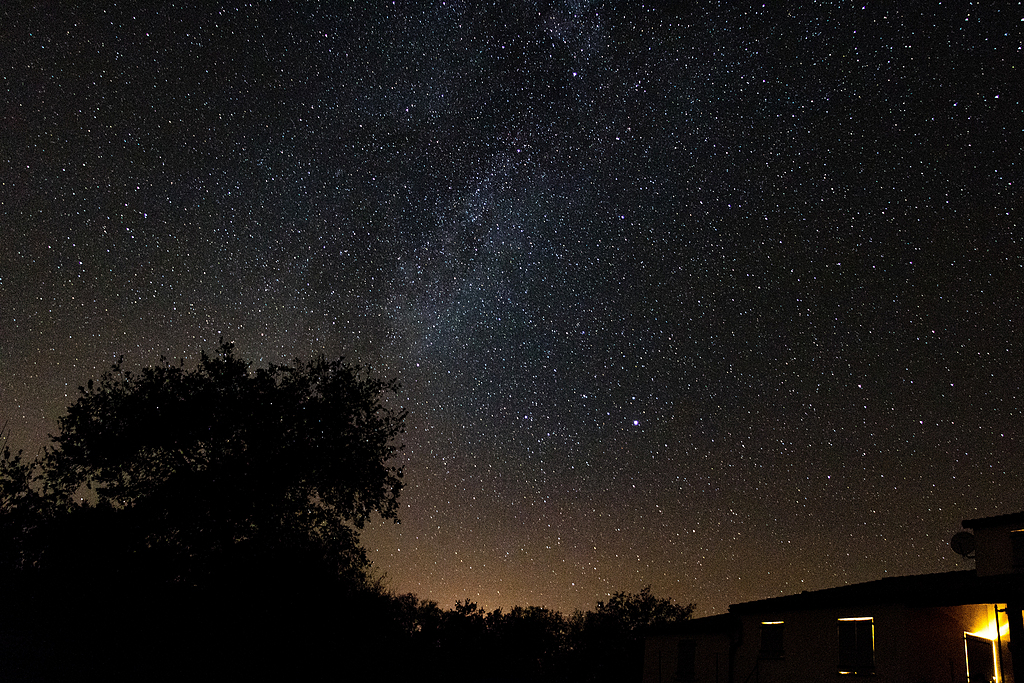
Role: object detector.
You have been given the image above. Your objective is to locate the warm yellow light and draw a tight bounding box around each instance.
[838,616,874,621]
[762,621,784,625]
[967,605,1009,641]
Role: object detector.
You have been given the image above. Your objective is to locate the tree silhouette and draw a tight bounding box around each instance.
[571,586,696,682]
[362,588,694,683]
[0,343,407,679]
[8,341,406,587]
[488,605,570,681]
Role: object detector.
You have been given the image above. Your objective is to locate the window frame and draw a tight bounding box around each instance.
[675,639,697,682]
[837,617,875,675]
[759,621,785,660]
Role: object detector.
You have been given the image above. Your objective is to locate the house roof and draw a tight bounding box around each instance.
[962,510,1024,530]
[656,511,1024,630]
[728,569,1022,614]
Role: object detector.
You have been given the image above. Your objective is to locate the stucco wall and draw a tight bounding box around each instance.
[645,602,1012,683]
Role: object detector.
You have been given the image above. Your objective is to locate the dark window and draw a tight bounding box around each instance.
[837,618,874,674]
[965,634,996,683]
[676,639,696,681]
[760,622,785,659]
[1011,530,1024,572]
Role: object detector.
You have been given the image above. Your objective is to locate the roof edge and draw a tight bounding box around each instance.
[962,510,1024,529]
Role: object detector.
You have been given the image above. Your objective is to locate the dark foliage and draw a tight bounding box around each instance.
[1,342,405,586]
[0,344,407,680]
[570,585,696,682]
[377,586,694,683]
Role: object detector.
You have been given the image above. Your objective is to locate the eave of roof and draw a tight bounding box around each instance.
[728,569,1022,614]
[963,510,1024,529]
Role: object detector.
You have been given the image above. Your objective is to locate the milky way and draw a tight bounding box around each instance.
[2,2,1021,615]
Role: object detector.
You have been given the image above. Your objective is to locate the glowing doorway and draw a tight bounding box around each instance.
[965,633,997,683]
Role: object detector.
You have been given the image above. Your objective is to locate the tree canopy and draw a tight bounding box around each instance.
[374,586,694,683]
[0,342,406,587]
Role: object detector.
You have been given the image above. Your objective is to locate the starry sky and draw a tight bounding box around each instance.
[2,2,1021,617]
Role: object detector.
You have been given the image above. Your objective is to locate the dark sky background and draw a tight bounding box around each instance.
[2,2,1021,617]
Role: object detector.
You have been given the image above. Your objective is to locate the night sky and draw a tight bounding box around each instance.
[2,2,1021,617]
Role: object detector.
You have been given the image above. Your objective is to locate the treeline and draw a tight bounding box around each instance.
[1,567,691,682]
[364,584,694,683]
[0,346,692,680]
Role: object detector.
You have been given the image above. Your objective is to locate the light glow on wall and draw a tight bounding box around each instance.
[966,604,1009,642]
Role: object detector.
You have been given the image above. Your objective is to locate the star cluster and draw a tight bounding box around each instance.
[2,2,1021,616]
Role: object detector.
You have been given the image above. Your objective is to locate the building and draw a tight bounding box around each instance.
[644,511,1024,683]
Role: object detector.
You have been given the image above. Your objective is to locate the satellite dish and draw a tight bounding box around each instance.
[951,531,976,559]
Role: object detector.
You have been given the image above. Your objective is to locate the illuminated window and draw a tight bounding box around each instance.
[676,640,696,681]
[965,634,996,683]
[837,617,874,674]
[760,621,785,659]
